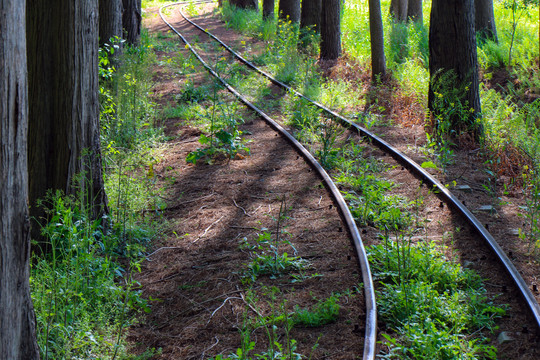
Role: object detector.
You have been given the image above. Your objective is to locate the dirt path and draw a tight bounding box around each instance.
[128,6,368,359]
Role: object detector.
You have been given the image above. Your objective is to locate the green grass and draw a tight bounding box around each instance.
[369,241,506,359]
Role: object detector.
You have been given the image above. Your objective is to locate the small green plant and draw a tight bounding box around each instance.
[209,288,306,360]
[240,197,309,283]
[186,127,250,164]
[186,59,251,164]
[292,294,341,327]
[313,118,344,169]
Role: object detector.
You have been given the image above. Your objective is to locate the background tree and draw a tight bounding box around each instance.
[475,0,498,42]
[301,0,322,33]
[27,0,107,239]
[369,0,387,80]
[122,0,142,46]
[230,0,258,9]
[0,0,40,357]
[99,0,123,47]
[429,0,482,140]
[320,0,341,60]
[263,0,274,19]
[390,0,408,21]
[407,0,423,23]
[278,0,301,23]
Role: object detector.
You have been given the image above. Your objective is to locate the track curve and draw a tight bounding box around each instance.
[159,3,378,360]
[175,0,540,332]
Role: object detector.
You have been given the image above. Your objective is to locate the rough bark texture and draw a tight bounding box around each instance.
[429,0,482,138]
[407,0,423,23]
[278,0,300,23]
[0,0,40,358]
[475,0,497,42]
[390,0,408,22]
[122,0,142,46]
[300,0,322,33]
[99,0,123,47]
[369,0,387,80]
[320,0,341,60]
[263,0,274,19]
[27,0,107,239]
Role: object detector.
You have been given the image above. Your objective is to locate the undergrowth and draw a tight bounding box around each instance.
[31,30,165,360]
[369,241,506,359]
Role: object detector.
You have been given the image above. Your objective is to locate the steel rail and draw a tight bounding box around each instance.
[159,3,378,360]
[178,1,540,331]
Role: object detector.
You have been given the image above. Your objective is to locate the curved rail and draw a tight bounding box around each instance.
[159,3,378,360]
[178,1,540,331]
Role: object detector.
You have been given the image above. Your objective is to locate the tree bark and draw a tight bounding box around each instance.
[320,0,341,60]
[475,0,497,42]
[301,0,322,33]
[278,0,300,23]
[239,0,258,9]
[230,0,258,9]
[429,0,482,139]
[390,0,408,22]
[263,0,274,19]
[407,0,423,23]
[369,0,387,81]
[99,0,123,47]
[0,0,40,358]
[27,0,107,240]
[122,0,142,46]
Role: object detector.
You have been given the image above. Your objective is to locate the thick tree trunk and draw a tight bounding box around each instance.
[0,0,40,358]
[278,0,300,23]
[390,0,408,22]
[407,0,423,23]
[122,0,142,46]
[320,0,341,60]
[99,0,123,47]
[475,0,497,42]
[429,0,482,139]
[301,0,322,33]
[263,0,274,19]
[369,0,387,81]
[27,0,107,239]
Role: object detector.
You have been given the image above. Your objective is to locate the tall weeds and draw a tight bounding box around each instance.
[31,29,163,360]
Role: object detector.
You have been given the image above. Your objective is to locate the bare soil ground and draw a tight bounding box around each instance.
[128,4,540,359]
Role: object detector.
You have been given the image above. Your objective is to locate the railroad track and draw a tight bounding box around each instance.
[158,1,540,358]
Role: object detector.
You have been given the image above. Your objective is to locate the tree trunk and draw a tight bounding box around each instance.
[320,0,341,60]
[475,0,497,42]
[238,0,258,9]
[278,0,300,23]
[429,0,482,139]
[407,0,423,23]
[230,0,257,9]
[0,0,40,358]
[390,0,408,22]
[99,0,123,47]
[263,0,274,19]
[122,0,142,46]
[301,0,322,33]
[27,0,107,240]
[369,0,387,81]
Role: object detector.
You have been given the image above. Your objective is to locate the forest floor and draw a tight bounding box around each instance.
[127,4,540,359]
